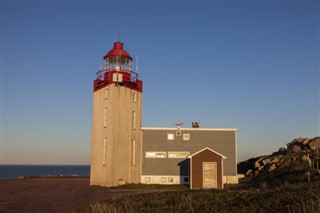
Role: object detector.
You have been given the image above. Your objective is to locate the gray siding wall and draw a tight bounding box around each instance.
[142,129,237,176]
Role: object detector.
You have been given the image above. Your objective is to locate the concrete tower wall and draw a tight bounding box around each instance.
[90,83,142,186]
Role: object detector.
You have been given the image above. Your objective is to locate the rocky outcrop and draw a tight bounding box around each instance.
[238,137,320,178]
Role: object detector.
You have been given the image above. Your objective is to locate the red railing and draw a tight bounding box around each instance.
[96,69,139,82]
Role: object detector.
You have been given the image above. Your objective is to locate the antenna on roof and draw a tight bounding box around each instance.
[117,32,120,42]
[175,122,183,136]
[136,55,138,74]
[174,122,183,128]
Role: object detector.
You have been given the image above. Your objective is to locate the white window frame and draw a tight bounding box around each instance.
[167,133,174,140]
[161,177,167,183]
[145,151,167,158]
[183,133,190,141]
[168,151,190,158]
[145,177,151,183]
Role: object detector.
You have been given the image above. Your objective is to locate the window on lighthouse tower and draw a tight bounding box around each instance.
[132,111,136,129]
[104,108,107,128]
[132,140,136,166]
[133,92,137,103]
[103,138,107,166]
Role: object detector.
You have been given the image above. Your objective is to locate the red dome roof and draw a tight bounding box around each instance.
[103,42,132,60]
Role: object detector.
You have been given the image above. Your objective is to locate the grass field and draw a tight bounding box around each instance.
[74,180,320,213]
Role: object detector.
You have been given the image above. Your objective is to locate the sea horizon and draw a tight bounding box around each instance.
[0,165,90,179]
[0,164,90,166]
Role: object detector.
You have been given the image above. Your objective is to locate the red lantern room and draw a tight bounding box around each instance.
[94,42,142,92]
[103,42,132,72]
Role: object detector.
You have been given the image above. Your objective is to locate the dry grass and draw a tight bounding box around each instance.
[74,180,320,213]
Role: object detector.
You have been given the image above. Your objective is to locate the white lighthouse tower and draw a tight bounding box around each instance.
[90,41,143,186]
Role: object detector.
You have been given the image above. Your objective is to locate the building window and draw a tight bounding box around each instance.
[103,138,107,166]
[132,111,136,129]
[167,133,174,140]
[184,177,189,183]
[132,140,136,166]
[168,177,173,183]
[168,152,190,158]
[145,151,166,158]
[133,92,137,103]
[183,133,190,141]
[104,108,107,128]
[104,88,108,99]
[161,177,167,183]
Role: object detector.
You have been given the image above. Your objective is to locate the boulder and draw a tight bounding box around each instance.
[245,169,253,176]
[261,157,272,165]
[254,160,261,168]
[258,166,264,171]
[237,156,266,174]
[254,157,263,168]
[309,137,320,151]
[271,156,280,163]
[303,138,311,145]
[278,147,287,155]
[268,164,277,172]
[301,154,309,161]
[295,137,306,143]
[288,145,301,153]
[293,145,301,153]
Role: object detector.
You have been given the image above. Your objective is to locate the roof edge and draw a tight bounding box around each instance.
[187,147,227,159]
[141,127,237,131]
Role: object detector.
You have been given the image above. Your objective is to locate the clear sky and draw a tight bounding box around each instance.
[1,0,319,165]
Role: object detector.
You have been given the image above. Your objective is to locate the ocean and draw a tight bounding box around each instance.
[0,165,90,179]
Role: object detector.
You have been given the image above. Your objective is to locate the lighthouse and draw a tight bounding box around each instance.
[90,41,143,186]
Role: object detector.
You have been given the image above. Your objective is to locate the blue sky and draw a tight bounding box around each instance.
[1,1,319,165]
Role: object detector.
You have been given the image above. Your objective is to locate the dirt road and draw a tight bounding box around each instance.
[0,178,174,213]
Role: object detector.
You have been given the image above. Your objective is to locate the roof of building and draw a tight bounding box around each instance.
[187,147,227,159]
[142,127,237,131]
